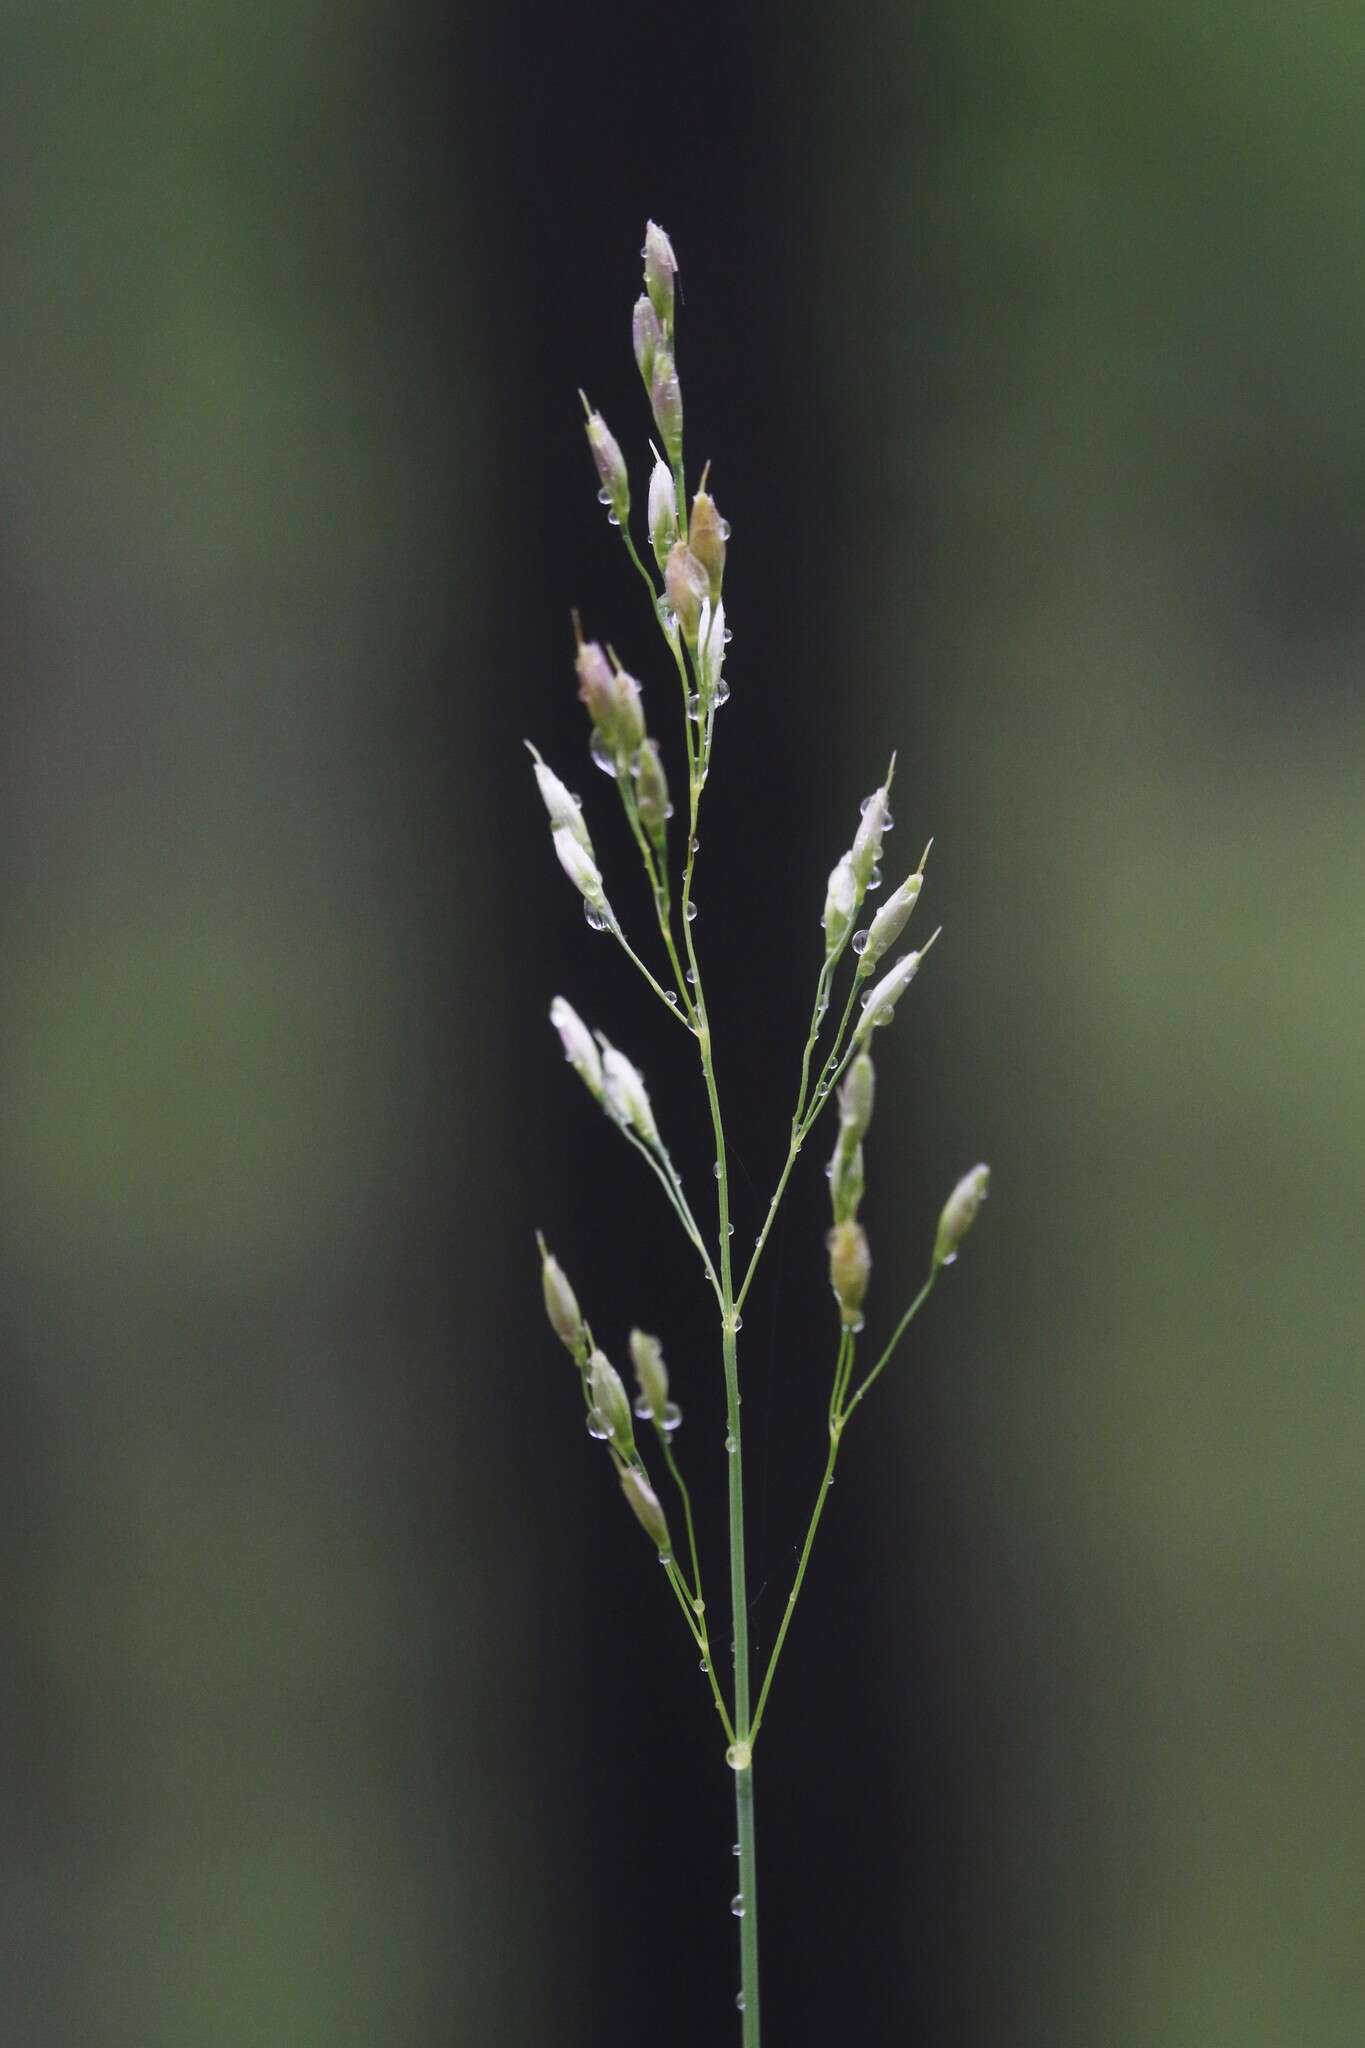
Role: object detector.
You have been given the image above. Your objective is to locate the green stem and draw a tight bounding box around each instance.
[750,1333,851,1741]
[616,1124,721,1303]
[735,941,856,1315]
[609,922,694,1031]
[655,1433,735,1744]
[672,455,688,538]
[658,1427,704,1613]
[628,414,760,2041]
[622,526,659,603]
[685,934,759,2045]
[619,777,697,1028]
[842,1269,937,1421]
[797,973,866,1138]
[753,1269,940,1741]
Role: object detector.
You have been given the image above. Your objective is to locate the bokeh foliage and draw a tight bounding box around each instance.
[812,2,1365,2040]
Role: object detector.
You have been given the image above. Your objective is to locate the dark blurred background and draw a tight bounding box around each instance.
[3,3,1364,2044]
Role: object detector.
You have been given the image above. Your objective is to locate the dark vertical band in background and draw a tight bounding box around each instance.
[467,5,939,2044]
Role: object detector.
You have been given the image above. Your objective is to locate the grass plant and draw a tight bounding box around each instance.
[531,222,990,2044]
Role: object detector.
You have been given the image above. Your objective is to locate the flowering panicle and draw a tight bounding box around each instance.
[648,449,678,566]
[549,996,605,1099]
[581,393,630,527]
[530,222,993,2043]
[537,1233,587,1363]
[934,1164,991,1268]
[597,1034,659,1145]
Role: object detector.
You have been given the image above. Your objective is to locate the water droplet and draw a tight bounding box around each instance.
[725,1222,735,1237]
[606,511,620,527]
[685,967,697,985]
[583,902,608,931]
[851,929,870,956]
[725,1740,752,1770]
[689,836,700,853]
[664,800,675,819]
[570,791,583,806]
[589,734,617,776]
[725,1432,737,1454]
[719,519,732,540]
[850,1315,865,1333]
[730,1893,745,1917]
[883,808,895,831]
[816,1083,829,1098]
[713,677,731,706]
[941,1249,958,1266]
[732,1842,741,1856]
[687,693,701,720]
[665,990,679,1005]
[633,1394,653,1419]
[713,1161,722,1178]
[868,865,883,893]
[597,487,612,505]
[735,1992,746,2012]
[860,793,874,816]
[585,1409,609,1440]
[685,901,699,922]
[732,1313,743,1330]
[662,1401,683,1433]
[722,627,733,644]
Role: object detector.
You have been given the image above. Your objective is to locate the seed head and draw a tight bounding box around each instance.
[823,853,858,957]
[664,543,709,646]
[696,599,727,699]
[852,757,896,893]
[648,452,678,568]
[553,827,611,921]
[634,738,670,849]
[575,630,645,766]
[619,1464,672,1553]
[589,1348,635,1450]
[829,1133,865,1225]
[605,656,646,757]
[597,1036,660,1145]
[550,995,606,1100]
[650,346,684,463]
[536,1232,586,1360]
[853,932,939,1040]
[582,397,629,523]
[688,486,727,601]
[861,869,922,973]
[526,743,592,854]
[643,221,678,333]
[633,295,662,388]
[933,1164,991,1268]
[575,633,618,730]
[828,1219,872,1327]
[839,1051,876,1143]
[629,1328,669,1422]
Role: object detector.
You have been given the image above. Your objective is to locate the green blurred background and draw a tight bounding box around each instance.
[2,3,1362,2044]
